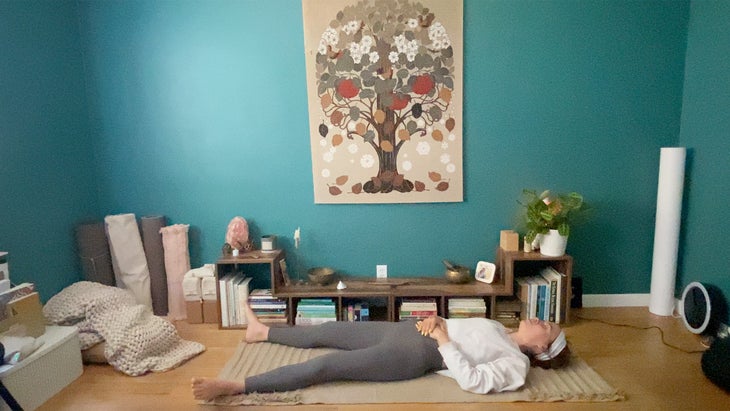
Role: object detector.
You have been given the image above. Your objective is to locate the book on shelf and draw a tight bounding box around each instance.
[248,289,275,299]
[515,267,567,324]
[218,275,251,327]
[248,300,287,310]
[540,268,558,322]
[399,298,437,320]
[343,302,369,322]
[296,298,336,325]
[447,297,486,318]
[541,267,568,323]
[234,276,252,326]
[218,274,233,327]
[249,288,288,324]
[531,276,546,321]
[495,298,522,312]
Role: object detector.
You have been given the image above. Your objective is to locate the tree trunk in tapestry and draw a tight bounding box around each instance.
[306,0,463,202]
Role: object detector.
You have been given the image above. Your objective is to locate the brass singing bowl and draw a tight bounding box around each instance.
[308,267,336,285]
[445,266,472,284]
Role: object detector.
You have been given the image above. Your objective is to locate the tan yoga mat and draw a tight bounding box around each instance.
[205,342,624,406]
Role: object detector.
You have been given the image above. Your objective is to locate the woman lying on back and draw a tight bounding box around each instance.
[192,305,570,400]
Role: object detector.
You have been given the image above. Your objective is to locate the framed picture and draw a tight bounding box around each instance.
[303,0,464,204]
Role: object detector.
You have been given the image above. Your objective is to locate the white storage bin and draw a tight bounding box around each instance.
[0,326,82,411]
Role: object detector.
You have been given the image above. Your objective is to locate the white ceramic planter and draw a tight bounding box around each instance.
[539,229,568,256]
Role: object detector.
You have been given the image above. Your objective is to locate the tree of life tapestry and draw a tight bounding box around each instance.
[302,0,463,204]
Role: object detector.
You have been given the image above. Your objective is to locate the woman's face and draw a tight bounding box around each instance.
[519,318,562,353]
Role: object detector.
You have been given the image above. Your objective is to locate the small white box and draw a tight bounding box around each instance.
[0,326,82,411]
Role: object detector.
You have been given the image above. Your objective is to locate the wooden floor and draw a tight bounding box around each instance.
[40,307,730,410]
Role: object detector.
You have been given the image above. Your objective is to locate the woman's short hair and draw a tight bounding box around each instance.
[530,344,571,369]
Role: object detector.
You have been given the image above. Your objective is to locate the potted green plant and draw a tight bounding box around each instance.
[519,189,585,256]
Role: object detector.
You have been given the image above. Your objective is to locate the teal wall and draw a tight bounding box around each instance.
[677,1,730,295]
[0,0,98,300]
[11,0,727,304]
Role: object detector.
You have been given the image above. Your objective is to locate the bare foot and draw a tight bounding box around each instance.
[191,377,245,401]
[244,303,269,343]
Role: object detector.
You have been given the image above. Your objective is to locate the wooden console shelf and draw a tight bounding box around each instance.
[214,247,573,327]
[276,277,512,323]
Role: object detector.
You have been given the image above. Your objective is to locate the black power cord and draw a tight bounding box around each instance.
[574,314,707,354]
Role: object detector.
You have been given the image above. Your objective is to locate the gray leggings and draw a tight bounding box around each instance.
[245,320,444,393]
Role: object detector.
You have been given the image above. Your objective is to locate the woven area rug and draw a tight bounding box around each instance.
[205,342,624,406]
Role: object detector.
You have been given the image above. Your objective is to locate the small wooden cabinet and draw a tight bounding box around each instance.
[215,249,286,329]
[495,247,573,323]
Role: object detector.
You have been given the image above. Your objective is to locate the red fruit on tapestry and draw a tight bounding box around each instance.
[337,79,359,99]
[412,74,435,95]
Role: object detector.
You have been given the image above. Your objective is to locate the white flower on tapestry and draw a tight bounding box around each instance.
[388,51,399,64]
[368,51,379,64]
[417,141,431,155]
[317,28,339,55]
[360,154,375,169]
[446,163,456,173]
[429,22,451,50]
[310,0,459,199]
[321,168,331,178]
[343,20,361,35]
[349,36,375,64]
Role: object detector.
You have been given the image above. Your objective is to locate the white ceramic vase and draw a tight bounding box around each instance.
[539,229,568,256]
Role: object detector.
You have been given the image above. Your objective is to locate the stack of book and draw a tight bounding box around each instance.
[515,267,568,323]
[341,301,370,322]
[295,298,336,325]
[248,288,288,325]
[447,297,487,319]
[493,298,522,327]
[399,298,437,321]
[218,274,252,327]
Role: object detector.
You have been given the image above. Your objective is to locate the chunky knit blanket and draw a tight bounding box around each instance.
[43,281,205,376]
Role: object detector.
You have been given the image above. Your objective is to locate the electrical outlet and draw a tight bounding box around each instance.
[376,264,388,278]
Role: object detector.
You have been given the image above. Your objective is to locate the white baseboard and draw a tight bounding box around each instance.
[582,293,651,307]
[582,294,684,313]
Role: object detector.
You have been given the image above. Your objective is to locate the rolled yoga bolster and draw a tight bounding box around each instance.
[160,224,191,320]
[140,215,168,316]
[76,222,115,286]
[104,213,153,310]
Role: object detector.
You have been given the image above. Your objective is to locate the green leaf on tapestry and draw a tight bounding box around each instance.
[429,106,442,121]
[336,55,355,72]
[360,89,375,99]
[407,120,417,134]
[350,106,360,121]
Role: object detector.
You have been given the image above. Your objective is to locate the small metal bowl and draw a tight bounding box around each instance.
[445,266,472,284]
[308,267,336,285]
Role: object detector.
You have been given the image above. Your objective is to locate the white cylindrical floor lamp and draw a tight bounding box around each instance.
[649,147,686,316]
